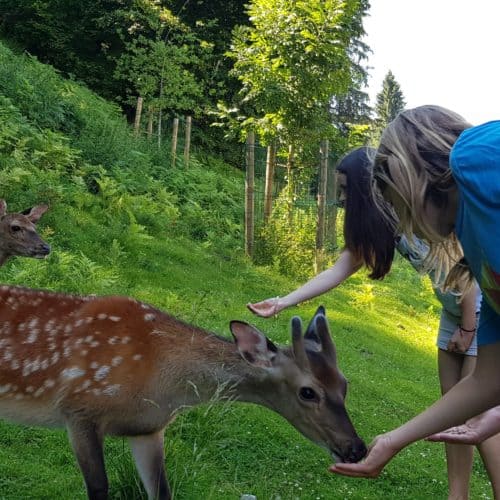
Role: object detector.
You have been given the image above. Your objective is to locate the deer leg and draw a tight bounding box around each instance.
[129,430,170,500]
[66,421,108,500]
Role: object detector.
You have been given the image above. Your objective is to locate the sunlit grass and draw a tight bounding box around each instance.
[0,239,493,499]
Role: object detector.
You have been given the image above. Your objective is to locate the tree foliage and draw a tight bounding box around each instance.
[226,0,370,146]
[372,70,406,141]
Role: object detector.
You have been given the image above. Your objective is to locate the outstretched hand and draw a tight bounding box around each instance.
[329,433,400,478]
[247,297,282,318]
[426,407,500,445]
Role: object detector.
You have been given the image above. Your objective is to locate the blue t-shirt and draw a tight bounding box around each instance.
[450,120,500,345]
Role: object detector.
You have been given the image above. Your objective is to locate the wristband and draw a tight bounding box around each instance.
[459,325,476,333]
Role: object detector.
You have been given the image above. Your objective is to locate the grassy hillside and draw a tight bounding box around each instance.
[0,42,494,499]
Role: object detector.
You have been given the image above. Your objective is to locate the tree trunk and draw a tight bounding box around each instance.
[286,144,295,223]
[263,142,276,223]
[157,110,162,149]
[245,132,255,258]
[315,139,328,273]
[171,118,179,168]
[184,116,192,167]
[133,97,143,137]
[147,108,153,139]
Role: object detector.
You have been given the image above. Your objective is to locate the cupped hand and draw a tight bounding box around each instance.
[246,297,281,318]
[329,433,400,478]
[426,407,500,445]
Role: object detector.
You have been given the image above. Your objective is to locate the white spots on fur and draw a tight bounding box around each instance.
[44,379,55,388]
[10,359,20,370]
[144,313,155,322]
[109,316,121,322]
[25,330,38,344]
[51,352,60,365]
[97,313,107,320]
[61,367,86,380]
[22,358,41,376]
[94,365,110,381]
[111,356,123,367]
[132,354,142,361]
[108,336,120,345]
[102,384,121,396]
[64,324,73,334]
[0,384,12,394]
[122,336,131,344]
[34,387,45,397]
[80,349,88,356]
[81,380,91,390]
[63,346,72,358]
[90,341,99,348]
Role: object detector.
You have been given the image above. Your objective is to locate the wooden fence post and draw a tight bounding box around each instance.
[171,118,179,168]
[133,96,143,137]
[326,155,338,250]
[315,139,328,273]
[147,108,153,139]
[157,110,162,149]
[245,132,255,258]
[184,115,192,167]
[263,141,276,223]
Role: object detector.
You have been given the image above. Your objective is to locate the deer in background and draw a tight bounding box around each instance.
[0,286,366,500]
[0,199,50,265]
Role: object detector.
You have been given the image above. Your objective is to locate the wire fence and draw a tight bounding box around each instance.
[249,141,344,261]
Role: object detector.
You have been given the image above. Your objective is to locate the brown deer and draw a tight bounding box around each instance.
[0,199,50,265]
[0,286,366,499]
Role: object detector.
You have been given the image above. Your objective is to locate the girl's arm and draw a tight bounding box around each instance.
[447,282,480,352]
[330,341,500,477]
[247,249,363,317]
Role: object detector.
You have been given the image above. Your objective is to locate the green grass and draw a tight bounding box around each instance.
[0,246,494,499]
[0,37,494,500]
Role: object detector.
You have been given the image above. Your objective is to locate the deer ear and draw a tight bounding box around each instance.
[0,200,6,216]
[230,321,277,368]
[24,204,49,223]
[304,305,326,344]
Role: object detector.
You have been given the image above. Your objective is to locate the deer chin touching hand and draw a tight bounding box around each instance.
[0,286,366,500]
[0,199,51,265]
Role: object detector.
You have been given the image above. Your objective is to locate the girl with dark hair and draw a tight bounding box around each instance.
[247,147,396,319]
[247,146,500,498]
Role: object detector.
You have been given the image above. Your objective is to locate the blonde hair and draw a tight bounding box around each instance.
[372,105,473,292]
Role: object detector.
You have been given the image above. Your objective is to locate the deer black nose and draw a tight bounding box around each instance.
[345,437,367,463]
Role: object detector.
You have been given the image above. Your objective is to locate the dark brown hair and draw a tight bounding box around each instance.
[336,147,397,279]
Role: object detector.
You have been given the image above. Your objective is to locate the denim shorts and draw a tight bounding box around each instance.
[436,309,477,356]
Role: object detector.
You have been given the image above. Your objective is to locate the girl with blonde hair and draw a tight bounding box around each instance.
[331,105,500,483]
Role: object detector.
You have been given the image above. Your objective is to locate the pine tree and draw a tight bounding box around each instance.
[372,70,406,141]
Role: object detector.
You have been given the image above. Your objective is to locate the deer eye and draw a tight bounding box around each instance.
[299,387,318,402]
[11,225,21,232]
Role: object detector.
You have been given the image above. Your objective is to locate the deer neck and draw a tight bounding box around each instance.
[158,333,278,411]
